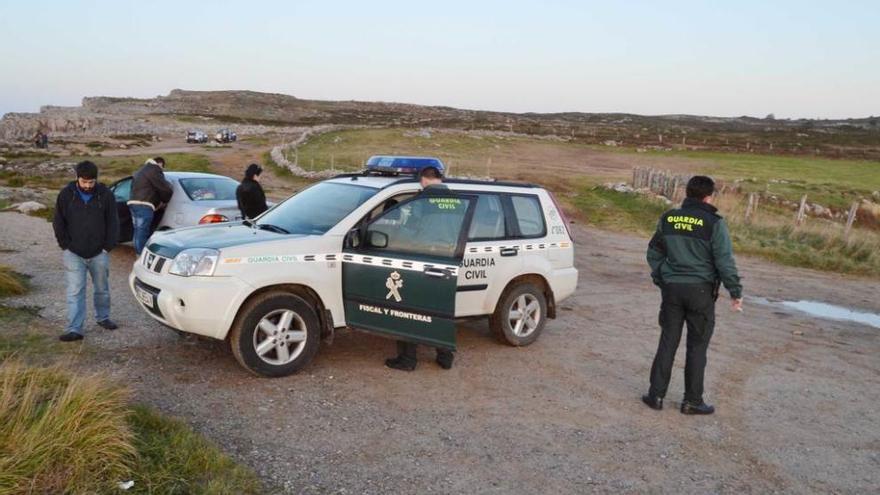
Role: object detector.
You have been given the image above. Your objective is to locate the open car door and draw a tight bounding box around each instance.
[109,177,133,242]
[342,192,476,350]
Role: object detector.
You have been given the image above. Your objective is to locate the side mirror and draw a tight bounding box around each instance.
[367,230,389,249]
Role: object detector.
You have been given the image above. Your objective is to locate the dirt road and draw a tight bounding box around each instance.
[1,209,877,494]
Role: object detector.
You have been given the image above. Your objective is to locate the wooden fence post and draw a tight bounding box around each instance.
[844,202,859,242]
[795,194,808,226]
[745,193,759,224]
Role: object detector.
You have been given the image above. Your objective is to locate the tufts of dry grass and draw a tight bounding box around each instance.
[0,267,28,298]
[0,361,136,495]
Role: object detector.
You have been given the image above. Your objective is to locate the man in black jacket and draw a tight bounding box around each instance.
[127,157,173,255]
[236,163,268,220]
[52,161,120,341]
[643,176,743,414]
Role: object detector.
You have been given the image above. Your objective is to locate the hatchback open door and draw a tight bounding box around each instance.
[342,192,476,350]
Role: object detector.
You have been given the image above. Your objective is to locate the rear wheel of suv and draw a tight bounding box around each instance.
[229,292,320,377]
[489,283,547,346]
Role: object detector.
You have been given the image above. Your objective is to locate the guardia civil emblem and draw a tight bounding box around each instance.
[385,271,404,302]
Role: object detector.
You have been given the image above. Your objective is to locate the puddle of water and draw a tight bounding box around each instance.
[750,297,880,329]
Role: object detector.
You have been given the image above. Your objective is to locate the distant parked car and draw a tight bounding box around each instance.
[109,172,244,242]
[186,130,208,143]
[215,129,237,143]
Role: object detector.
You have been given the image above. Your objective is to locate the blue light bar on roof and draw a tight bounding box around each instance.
[365,155,446,176]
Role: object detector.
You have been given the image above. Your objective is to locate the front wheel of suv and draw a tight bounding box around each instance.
[229,292,321,377]
[489,283,548,346]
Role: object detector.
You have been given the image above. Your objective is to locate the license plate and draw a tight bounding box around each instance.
[136,286,154,309]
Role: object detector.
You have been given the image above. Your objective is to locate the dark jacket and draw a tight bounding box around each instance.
[53,182,119,259]
[236,178,268,219]
[128,161,173,210]
[646,197,743,299]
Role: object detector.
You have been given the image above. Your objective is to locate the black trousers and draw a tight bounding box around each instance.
[395,340,453,366]
[649,283,716,403]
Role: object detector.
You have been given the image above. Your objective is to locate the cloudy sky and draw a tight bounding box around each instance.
[1,0,877,118]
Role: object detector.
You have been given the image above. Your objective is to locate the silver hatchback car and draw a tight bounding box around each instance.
[109,171,244,241]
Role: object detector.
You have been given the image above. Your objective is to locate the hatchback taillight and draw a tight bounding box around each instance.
[199,214,229,224]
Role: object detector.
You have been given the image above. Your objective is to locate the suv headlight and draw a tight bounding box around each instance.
[169,248,219,277]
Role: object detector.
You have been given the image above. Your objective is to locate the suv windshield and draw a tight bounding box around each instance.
[179,177,239,201]
[256,182,378,235]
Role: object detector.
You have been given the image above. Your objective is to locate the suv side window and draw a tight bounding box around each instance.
[367,195,472,257]
[510,195,545,238]
[468,194,506,241]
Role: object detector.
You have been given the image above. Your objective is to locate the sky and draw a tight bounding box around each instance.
[0,0,878,119]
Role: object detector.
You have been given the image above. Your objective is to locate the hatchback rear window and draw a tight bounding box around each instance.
[179,178,239,201]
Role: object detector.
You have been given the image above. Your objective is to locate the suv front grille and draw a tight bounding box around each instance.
[142,250,168,274]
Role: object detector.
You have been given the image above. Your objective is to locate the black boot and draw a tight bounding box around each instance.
[385,341,417,371]
[641,393,663,410]
[435,349,454,370]
[681,400,715,415]
[59,331,84,342]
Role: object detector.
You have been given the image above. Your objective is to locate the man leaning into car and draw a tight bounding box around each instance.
[127,156,173,255]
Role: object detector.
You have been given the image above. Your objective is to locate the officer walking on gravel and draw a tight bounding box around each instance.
[642,175,743,415]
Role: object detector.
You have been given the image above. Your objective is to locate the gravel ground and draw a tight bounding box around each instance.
[1,210,878,494]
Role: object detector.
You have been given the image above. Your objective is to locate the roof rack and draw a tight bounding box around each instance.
[330,171,539,189]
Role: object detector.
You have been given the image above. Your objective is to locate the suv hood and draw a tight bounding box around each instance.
[147,223,306,258]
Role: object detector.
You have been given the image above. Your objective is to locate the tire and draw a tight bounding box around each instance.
[489,283,548,346]
[229,292,321,377]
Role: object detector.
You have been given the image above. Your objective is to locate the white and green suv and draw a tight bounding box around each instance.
[129,172,578,377]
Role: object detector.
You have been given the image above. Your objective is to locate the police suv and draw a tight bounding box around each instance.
[129,157,578,377]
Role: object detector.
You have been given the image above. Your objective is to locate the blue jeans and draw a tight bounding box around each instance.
[63,249,110,335]
[130,205,155,255]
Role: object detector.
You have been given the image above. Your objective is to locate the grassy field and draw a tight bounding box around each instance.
[626,149,880,209]
[0,152,214,190]
[291,127,557,176]
[0,265,262,494]
[293,128,880,205]
[289,127,880,276]
[572,186,880,277]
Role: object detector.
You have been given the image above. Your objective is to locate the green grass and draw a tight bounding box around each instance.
[0,150,55,161]
[731,223,880,276]
[0,361,136,494]
[0,306,49,362]
[572,186,669,235]
[127,406,261,494]
[626,149,880,209]
[570,187,880,277]
[1,153,214,191]
[294,127,533,174]
[263,149,291,177]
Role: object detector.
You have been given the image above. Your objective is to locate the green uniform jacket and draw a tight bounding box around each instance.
[646,197,743,299]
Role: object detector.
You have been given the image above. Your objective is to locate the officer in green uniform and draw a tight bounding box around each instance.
[642,176,743,415]
[385,167,457,371]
